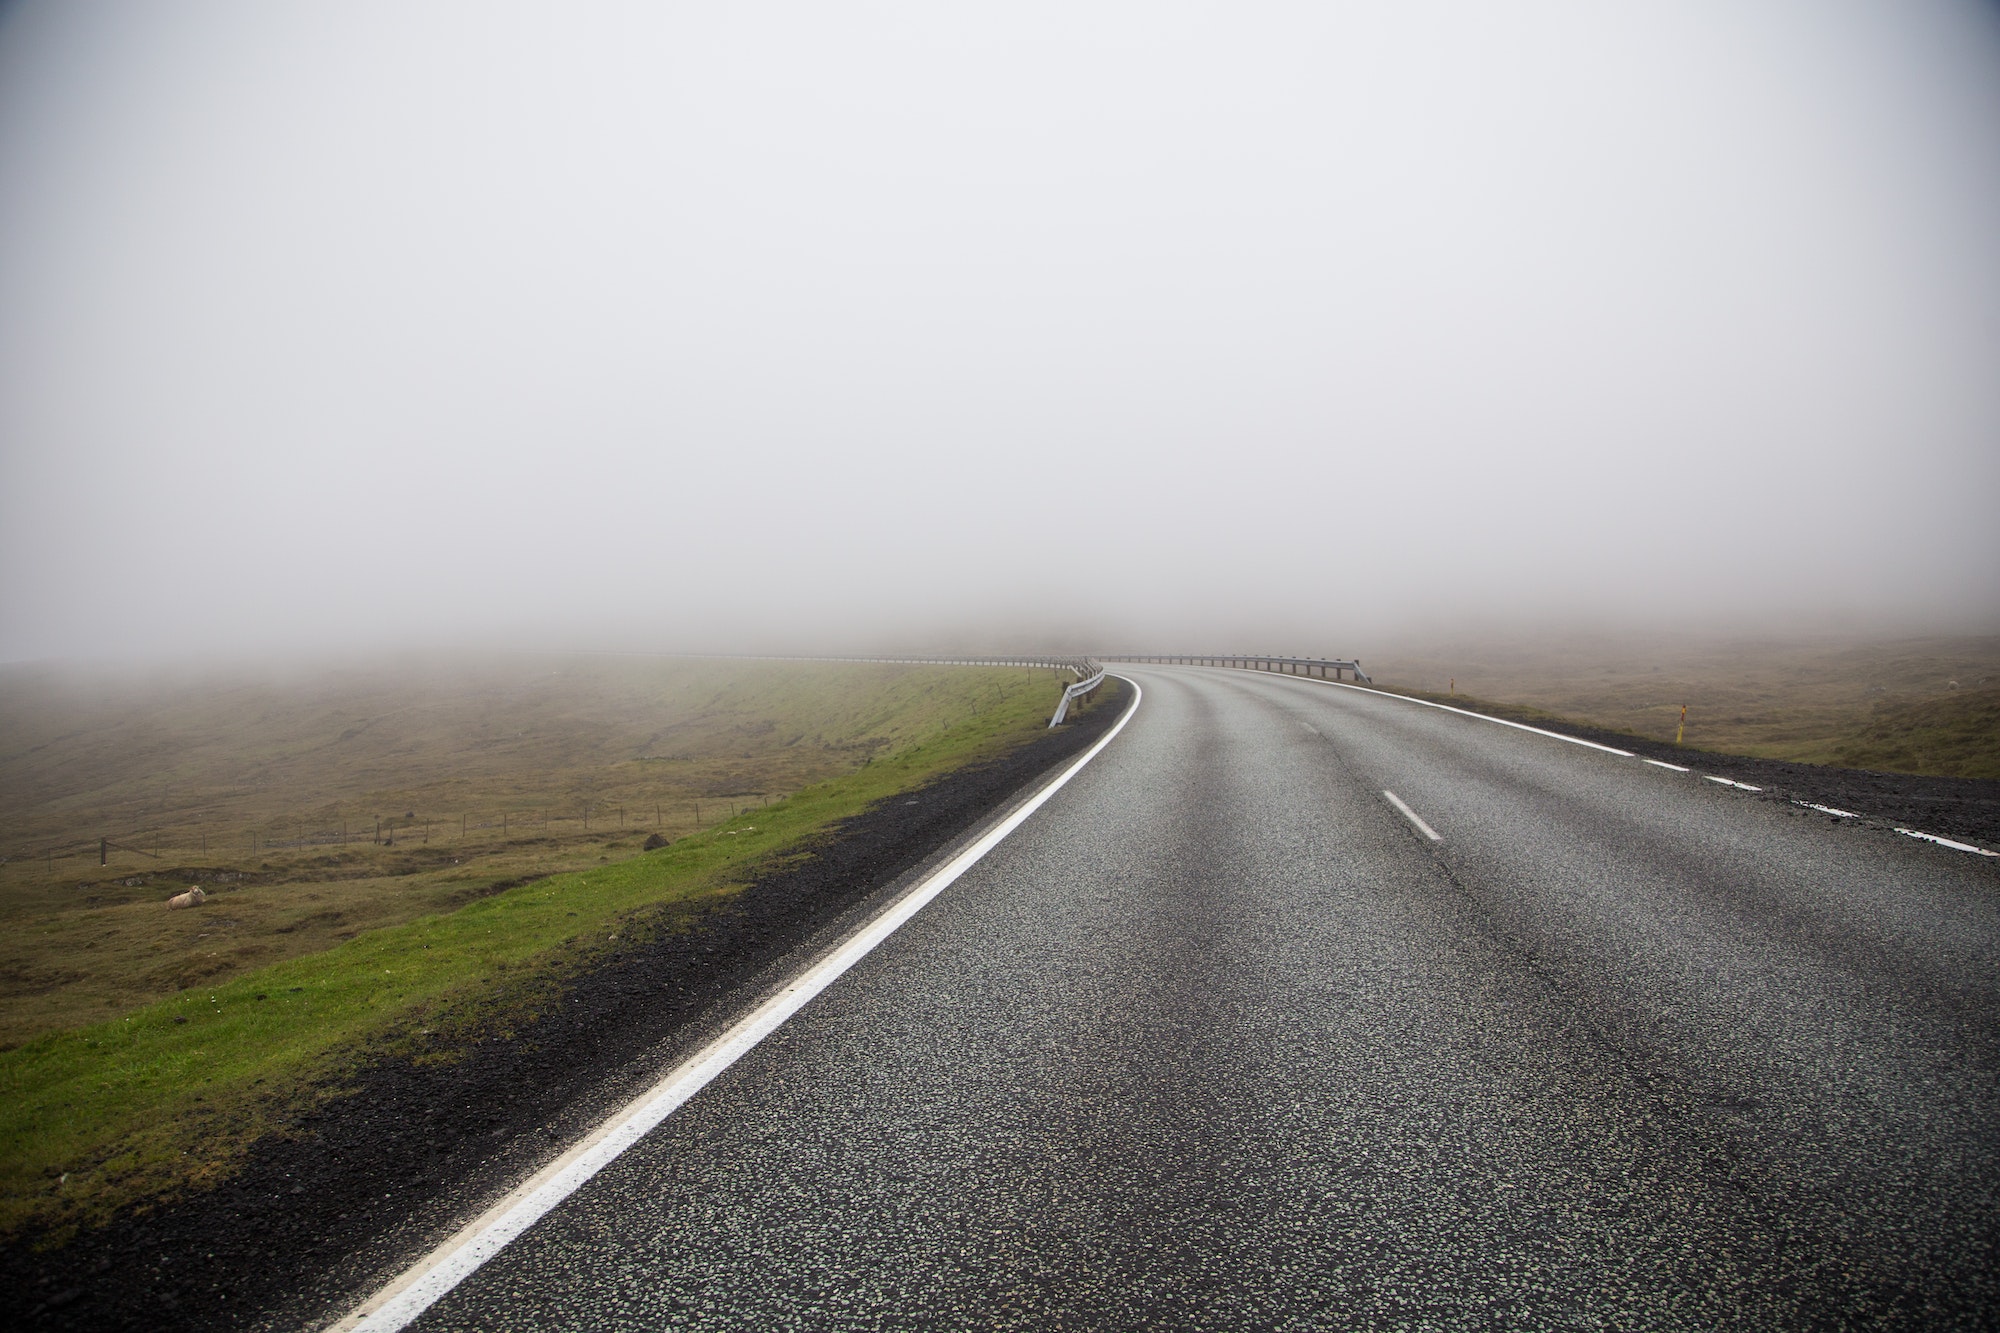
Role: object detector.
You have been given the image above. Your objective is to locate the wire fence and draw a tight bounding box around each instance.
[18,654,1103,879]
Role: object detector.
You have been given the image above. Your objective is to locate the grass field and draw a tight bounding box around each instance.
[1366,633,2000,778]
[0,655,1077,1048]
[0,655,1084,1239]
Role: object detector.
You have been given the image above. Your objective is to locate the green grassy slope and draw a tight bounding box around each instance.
[0,664,1072,1241]
[0,657,1074,1045]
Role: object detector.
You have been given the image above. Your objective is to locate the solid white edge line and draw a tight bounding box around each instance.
[1154,666,2000,863]
[331,679,1144,1333]
[1897,828,2000,857]
[1227,671,1635,756]
[1382,790,1443,842]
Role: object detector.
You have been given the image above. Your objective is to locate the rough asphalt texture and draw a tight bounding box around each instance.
[400,664,1996,1331]
[6,683,1129,1331]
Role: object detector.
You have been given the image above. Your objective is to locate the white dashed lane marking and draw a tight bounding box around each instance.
[1383,791,1443,842]
[1260,670,1998,861]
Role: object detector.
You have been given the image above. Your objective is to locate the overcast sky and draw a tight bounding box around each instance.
[2,0,1997,662]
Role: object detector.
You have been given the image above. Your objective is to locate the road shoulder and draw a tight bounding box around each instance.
[8,683,1131,1332]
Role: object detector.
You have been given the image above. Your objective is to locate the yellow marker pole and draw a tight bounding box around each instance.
[1675,704,1687,746]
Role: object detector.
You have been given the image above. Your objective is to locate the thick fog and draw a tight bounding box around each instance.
[2,1,1997,663]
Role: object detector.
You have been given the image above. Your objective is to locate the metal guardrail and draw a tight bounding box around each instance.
[595,649,1372,726]
[812,653,1104,727]
[632,651,1106,727]
[1048,662,1107,727]
[1100,654,1372,685]
[656,652,1098,675]
[789,654,1106,727]
[798,653,1105,728]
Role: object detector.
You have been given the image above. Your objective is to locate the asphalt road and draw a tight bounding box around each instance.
[391,664,2000,1330]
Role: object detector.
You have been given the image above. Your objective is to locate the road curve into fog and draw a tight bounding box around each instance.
[395,664,2000,1329]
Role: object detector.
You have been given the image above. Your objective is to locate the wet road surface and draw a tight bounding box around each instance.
[397,665,2000,1329]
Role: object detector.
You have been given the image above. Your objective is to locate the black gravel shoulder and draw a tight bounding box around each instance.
[5,682,1130,1331]
[1389,689,2000,847]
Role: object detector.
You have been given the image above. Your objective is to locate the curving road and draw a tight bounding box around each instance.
[382,664,2000,1329]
